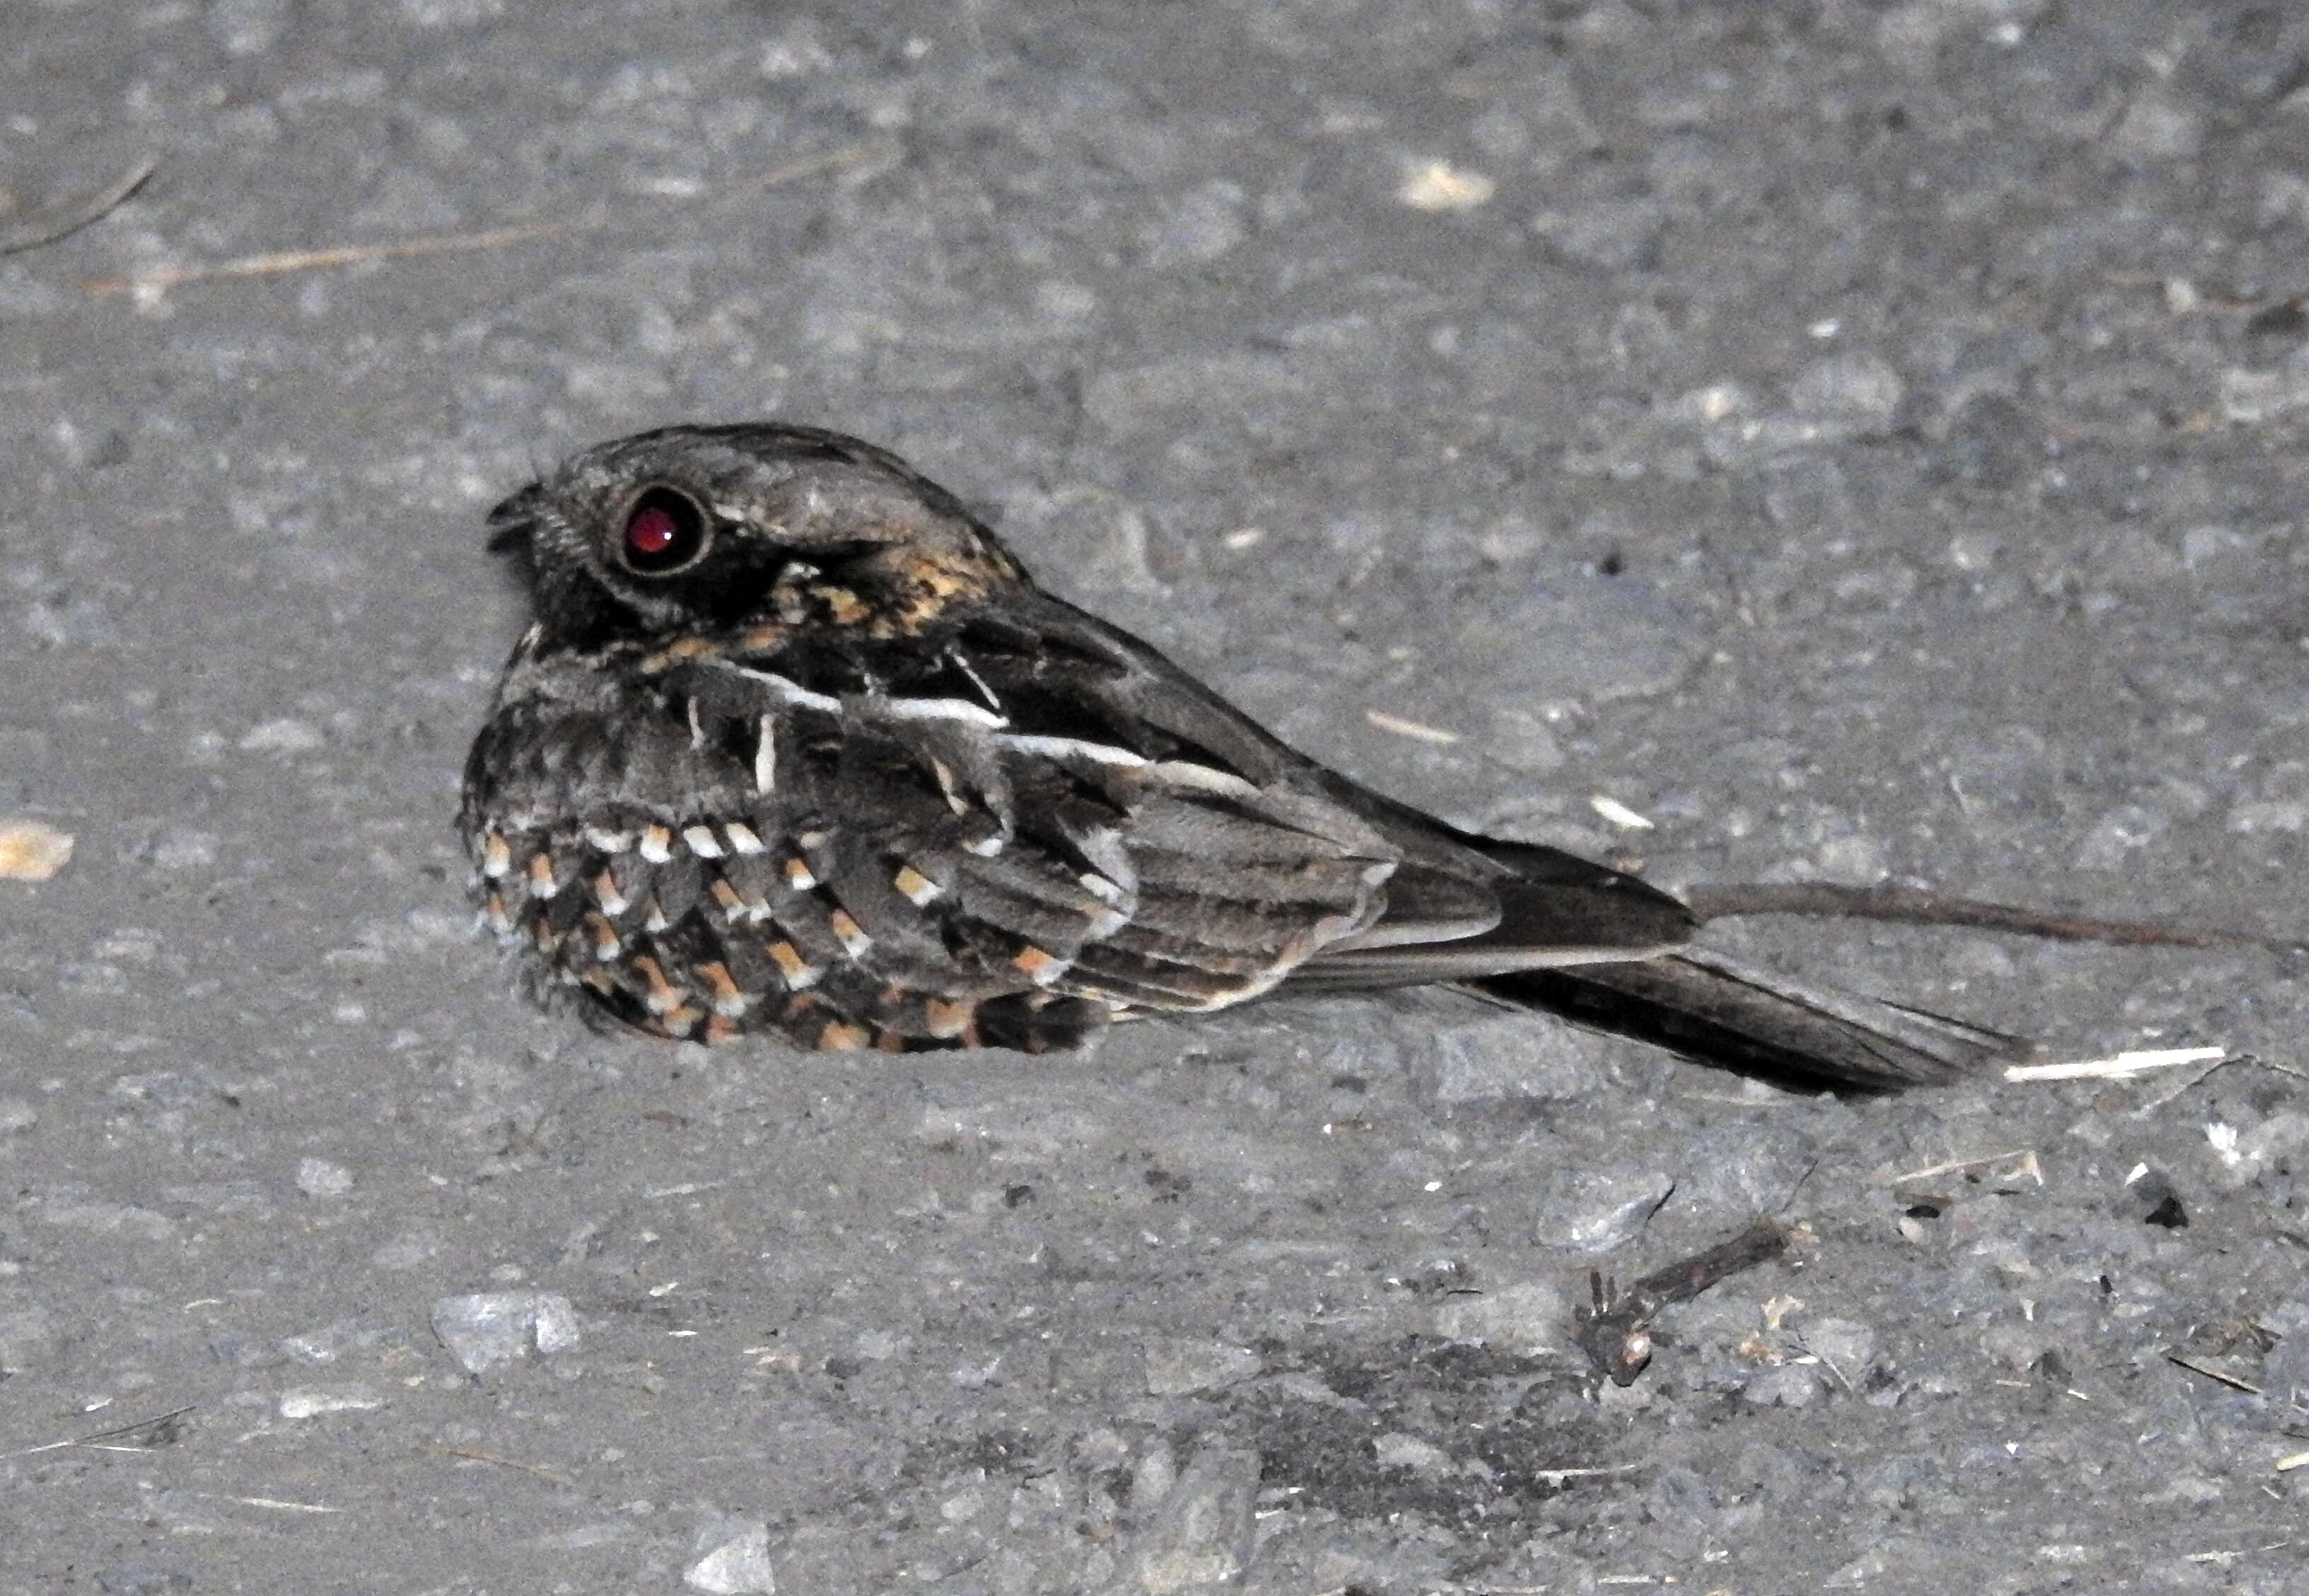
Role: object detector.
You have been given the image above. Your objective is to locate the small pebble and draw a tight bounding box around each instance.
[1127,1436,1176,1516]
[145,829,218,869]
[1372,1433,1454,1474]
[429,1290,580,1374]
[1419,1017,1605,1106]
[238,718,326,753]
[1145,180,1247,267]
[1531,1166,1674,1253]
[2107,91,2202,163]
[1398,160,1494,212]
[1789,351,1904,429]
[1145,1337,1261,1396]
[685,1520,775,1594]
[1430,1280,1567,1355]
[854,1327,905,1360]
[95,1562,190,1596]
[1135,1444,1259,1594]
[1802,1317,1879,1372]
[1742,1362,1822,1408]
[2218,366,2309,424]
[278,1384,384,1419]
[296,1157,353,1197]
[0,819,72,881]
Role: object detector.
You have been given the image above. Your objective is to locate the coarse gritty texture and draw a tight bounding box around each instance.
[1,2,2306,1592]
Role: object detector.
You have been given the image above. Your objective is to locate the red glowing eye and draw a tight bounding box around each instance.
[627,504,678,555]
[618,487,707,574]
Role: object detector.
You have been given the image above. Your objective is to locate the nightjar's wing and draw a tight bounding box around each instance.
[1050,642,2022,1088]
[912,592,1701,978]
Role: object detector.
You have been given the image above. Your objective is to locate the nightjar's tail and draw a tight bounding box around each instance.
[1471,949,2031,1091]
[1295,797,2033,1091]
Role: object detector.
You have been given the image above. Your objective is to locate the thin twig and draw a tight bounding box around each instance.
[1363,708,1459,745]
[1885,1148,2039,1189]
[1682,882,2303,956]
[0,154,159,255]
[434,1444,576,1485]
[90,219,578,294]
[1,1403,196,1459]
[204,1493,340,1514]
[2006,1046,2226,1082]
[83,137,898,297]
[2168,1351,2263,1394]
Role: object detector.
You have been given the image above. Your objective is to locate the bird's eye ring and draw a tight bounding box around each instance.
[617,486,710,575]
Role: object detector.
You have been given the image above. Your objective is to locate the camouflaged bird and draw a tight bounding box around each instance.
[461,423,2029,1089]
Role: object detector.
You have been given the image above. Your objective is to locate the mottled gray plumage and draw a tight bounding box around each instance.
[461,423,2027,1087]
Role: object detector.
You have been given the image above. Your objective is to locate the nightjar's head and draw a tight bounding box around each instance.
[485,423,1029,647]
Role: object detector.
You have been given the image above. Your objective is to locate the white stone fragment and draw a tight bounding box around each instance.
[1373,1431,1455,1473]
[296,1157,353,1197]
[1134,1443,1259,1594]
[429,1290,581,1375]
[1432,1280,1569,1355]
[1588,793,1655,831]
[1397,159,1494,211]
[1145,1337,1261,1396]
[0,820,73,881]
[685,1520,775,1593]
[238,718,325,753]
[279,1384,385,1419]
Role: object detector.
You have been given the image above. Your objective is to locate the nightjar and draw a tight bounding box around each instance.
[461,423,2027,1089]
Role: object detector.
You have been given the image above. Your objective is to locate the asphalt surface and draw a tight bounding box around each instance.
[4,2,2308,1592]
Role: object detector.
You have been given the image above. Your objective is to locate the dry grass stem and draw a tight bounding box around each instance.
[83,139,897,298]
[2006,1046,2226,1082]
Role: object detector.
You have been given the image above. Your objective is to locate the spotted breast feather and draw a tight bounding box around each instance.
[467,606,1409,1049]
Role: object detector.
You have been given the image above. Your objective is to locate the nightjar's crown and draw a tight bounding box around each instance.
[486,422,1027,642]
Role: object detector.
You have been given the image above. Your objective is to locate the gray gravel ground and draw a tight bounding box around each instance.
[5,1,2309,1591]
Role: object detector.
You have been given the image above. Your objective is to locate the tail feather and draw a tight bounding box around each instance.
[1293,778,2032,1089]
[1472,949,2033,1091]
